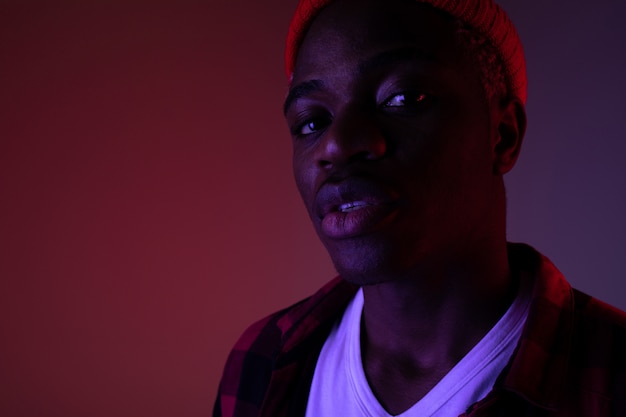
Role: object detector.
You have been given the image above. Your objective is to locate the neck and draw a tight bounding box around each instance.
[357,240,515,414]
[360,239,515,370]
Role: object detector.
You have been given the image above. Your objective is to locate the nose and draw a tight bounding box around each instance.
[315,109,387,169]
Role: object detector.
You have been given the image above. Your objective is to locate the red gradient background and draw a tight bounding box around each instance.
[1,1,625,416]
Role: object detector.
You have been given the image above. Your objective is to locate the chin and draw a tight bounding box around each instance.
[324,230,446,287]
[326,238,414,286]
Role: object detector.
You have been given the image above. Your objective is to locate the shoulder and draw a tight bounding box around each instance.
[227,276,357,359]
[572,289,626,329]
[504,243,626,413]
[565,289,626,412]
[215,276,358,417]
[570,288,626,356]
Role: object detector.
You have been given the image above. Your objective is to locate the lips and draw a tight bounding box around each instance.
[315,178,400,239]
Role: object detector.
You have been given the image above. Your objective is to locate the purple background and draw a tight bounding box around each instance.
[0,0,624,416]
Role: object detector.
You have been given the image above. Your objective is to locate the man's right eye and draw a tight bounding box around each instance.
[294,117,331,137]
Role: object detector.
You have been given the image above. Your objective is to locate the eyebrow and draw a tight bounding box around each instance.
[282,47,435,115]
[283,79,324,115]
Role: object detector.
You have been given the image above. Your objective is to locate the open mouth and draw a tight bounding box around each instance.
[314,177,401,238]
[337,201,371,213]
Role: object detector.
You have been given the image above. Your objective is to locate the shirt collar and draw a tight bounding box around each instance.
[276,276,358,354]
[500,243,575,411]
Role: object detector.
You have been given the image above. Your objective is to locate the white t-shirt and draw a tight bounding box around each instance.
[305,278,531,417]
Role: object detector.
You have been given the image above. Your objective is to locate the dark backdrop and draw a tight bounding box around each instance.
[1,0,624,415]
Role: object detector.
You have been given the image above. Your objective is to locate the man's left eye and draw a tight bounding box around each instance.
[382,92,430,108]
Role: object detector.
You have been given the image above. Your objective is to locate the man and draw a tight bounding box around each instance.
[214,0,626,415]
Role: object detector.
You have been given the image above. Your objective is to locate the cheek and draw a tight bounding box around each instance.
[292,149,316,204]
[396,126,492,204]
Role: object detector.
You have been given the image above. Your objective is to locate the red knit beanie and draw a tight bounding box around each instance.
[285,0,527,103]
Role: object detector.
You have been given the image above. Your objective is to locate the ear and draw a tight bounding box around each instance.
[492,97,526,175]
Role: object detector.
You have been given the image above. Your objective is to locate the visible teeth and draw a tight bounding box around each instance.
[339,201,368,212]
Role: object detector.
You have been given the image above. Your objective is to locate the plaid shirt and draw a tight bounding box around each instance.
[214,243,626,416]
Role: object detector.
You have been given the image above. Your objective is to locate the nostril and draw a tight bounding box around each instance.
[348,150,376,164]
[316,135,387,168]
[367,141,387,160]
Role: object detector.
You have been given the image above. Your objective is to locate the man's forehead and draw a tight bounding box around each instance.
[290,2,454,86]
[284,0,528,103]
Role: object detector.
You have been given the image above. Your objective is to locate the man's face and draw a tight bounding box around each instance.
[284,0,506,285]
